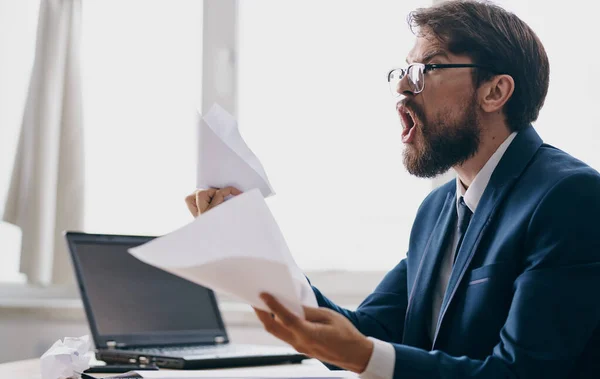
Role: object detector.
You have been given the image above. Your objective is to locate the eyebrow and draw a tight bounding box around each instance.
[406,49,449,64]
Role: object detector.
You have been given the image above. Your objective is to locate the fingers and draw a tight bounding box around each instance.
[260,293,304,330]
[185,192,199,217]
[185,187,242,218]
[253,307,295,342]
[225,186,243,196]
[208,186,242,211]
[195,188,218,214]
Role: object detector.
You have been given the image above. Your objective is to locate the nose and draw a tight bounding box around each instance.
[396,73,415,97]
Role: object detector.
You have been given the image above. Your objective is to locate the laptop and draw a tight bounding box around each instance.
[65,231,307,369]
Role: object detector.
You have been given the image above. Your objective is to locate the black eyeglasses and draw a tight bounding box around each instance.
[387,63,500,96]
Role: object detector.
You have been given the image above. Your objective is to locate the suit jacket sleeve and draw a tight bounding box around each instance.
[311,258,409,344]
[388,172,600,378]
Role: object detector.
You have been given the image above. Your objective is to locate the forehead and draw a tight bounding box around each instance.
[406,35,447,64]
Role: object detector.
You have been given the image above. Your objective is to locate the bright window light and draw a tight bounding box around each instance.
[238,0,432,270]
[82,0,203,236]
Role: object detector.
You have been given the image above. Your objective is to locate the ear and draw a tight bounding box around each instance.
[478,74,515,114]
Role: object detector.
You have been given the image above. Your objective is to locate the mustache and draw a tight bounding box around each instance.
[397,99,425,122]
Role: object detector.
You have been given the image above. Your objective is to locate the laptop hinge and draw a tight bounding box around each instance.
[214,336,226,344]
[106,341,125,349]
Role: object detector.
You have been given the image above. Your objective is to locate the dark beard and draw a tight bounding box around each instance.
[402,96,481,178]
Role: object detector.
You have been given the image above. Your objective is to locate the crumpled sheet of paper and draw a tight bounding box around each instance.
[40,335,94,379]
[198,103,275,198]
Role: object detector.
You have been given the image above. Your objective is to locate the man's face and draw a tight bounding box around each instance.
[398,35,482,178]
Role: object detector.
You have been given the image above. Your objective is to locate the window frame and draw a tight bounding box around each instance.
[1,0,441,314]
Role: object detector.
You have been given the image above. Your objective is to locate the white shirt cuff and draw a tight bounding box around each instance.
[359,337,395,379]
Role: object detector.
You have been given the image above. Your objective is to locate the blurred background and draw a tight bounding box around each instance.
[0,0,598,363]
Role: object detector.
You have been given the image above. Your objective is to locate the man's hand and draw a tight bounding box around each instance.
[254,293,374,373]
[184,187,242,217]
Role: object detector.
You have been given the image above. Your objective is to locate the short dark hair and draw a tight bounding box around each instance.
[408,0,549,132]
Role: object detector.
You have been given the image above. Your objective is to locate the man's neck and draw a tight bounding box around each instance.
[454,124,512,188]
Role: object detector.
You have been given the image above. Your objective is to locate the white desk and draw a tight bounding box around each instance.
[0,358,340,379]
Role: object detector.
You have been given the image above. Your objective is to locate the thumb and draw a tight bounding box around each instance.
[303,306,332,323]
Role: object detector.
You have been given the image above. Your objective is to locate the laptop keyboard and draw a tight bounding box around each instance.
[133,344,293,358]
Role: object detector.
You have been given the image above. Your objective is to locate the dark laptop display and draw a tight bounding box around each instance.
[72,236,223,341]
[65,232,305,369]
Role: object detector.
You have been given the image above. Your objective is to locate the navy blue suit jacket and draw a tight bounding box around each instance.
[312,126,600,378]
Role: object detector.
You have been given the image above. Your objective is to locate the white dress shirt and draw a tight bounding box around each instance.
[359,132,517,379]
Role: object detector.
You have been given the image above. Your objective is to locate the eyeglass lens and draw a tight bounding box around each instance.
[389,65,424,96]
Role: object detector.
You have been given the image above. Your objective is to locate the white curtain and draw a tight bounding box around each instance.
[3,0,84,286]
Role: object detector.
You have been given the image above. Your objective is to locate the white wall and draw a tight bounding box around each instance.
[0,308,90,363]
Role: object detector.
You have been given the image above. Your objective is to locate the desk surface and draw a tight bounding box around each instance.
[0,358,334,379]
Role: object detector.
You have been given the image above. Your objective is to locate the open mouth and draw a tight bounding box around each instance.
[399,105,417,143]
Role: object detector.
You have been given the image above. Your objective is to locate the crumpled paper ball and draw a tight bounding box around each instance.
[40,335,94,379]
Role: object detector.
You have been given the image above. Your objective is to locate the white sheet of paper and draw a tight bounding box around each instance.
[123,363,356,379]
[129,189,316,317]
[131,372,356,379]
[198,104,274,197]
[107,358,358,379]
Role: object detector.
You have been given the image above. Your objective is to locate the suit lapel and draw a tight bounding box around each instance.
[403,192,455,348]
[432,125,544,348]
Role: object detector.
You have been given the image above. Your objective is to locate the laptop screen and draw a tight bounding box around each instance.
[67,233,227,347]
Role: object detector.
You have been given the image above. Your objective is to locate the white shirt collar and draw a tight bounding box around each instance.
[456,132,518,213]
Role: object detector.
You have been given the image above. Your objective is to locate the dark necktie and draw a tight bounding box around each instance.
[430,196,474,342]
[452,197,473,264]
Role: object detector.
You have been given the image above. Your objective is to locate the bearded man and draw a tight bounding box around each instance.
[186,1,600,377]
